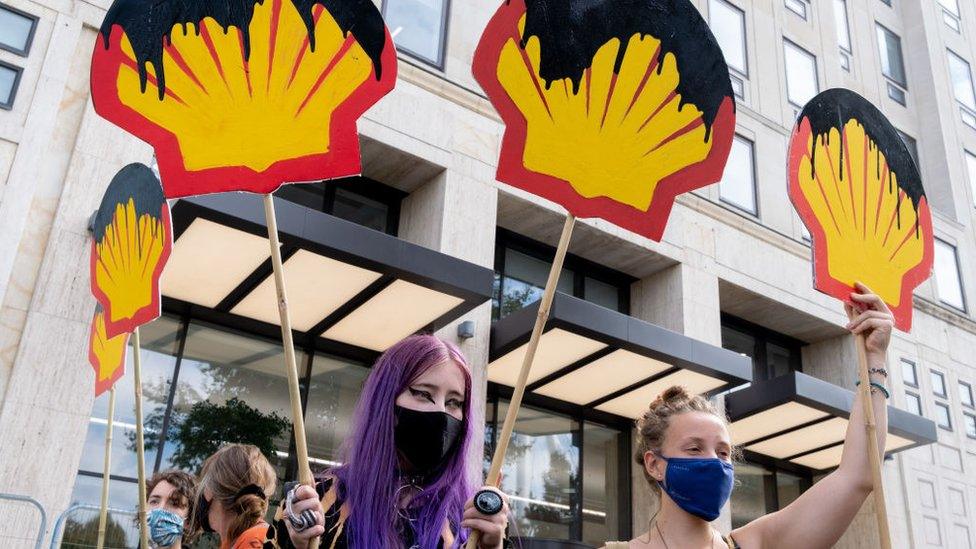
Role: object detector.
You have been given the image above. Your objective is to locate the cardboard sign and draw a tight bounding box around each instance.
[473,0,736,241]
[788,89,934,331]
[88,305,130,396]
[91,0,397,198]
[90,163,172,338]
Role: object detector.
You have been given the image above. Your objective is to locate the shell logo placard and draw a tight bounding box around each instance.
[91,0,397,198]
[90,164,172,339]
[88,305,130,396]
[473,0,736,241]
[789,89,934,331]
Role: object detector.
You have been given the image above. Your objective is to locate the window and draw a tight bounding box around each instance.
[934,239,966,311]
[784,40,819,108]
[902,359,919,387]
[905,392,923,416]
[879,0,891,5]
[709,0,748,77]
[960,381,974,408]
[935,401,953,430]
[938,0,962,32]
[721,316,803,381]
[731,461,811,528]
[274,177,405,235]
[492,230,633,319]
[965,413,976,438]
[947,50,976,128]
[0,60,21,110]
[897,131,920,167]
[932,370,948,397]
[484,394,630,543]
[0,4,36,55]
[70,314,377,546]
[877,24,907,105]
[785,0,808,19]
[966,150,976,207]
[382,0,450,67]
[834,0,853,71]
[719,135,758,215]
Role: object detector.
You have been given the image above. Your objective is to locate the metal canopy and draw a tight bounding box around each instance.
[727,372,937,472]
[161,193,494,354]
[488,293,753,419]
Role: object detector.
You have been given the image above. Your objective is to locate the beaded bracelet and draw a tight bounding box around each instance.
[855,380,890,399]
[868,367,888,378]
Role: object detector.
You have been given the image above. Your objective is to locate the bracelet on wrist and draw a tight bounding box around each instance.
[867,367,888,378]
[855,380,890,399]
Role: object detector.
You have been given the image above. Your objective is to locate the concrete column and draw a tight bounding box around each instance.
[628,263,731,535]
[398,163,498,488]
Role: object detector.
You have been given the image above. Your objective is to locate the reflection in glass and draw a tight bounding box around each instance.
[304,353,370,474]
[0,64,15,105]
[0,7,32,52]
[66,475,141,548]
[948,50,976,110]
[582,423,619,544]
[934,239,965,311]
[384,0,447,65]
[783,41,818,107]
[718,136,757,214]
[765,343,792,379]
[776,471,803,508]
[497,249,573,319]
[584,277,620,311]
[731,462,770,528]
[495,400,579,538]
[876,24,907,87]
[333,188,389,233]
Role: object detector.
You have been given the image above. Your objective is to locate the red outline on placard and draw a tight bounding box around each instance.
[788,118,935,332]
[90,12,398,199]
[88,310,129,397]
[90,204,173,339]
[472,0,735,242]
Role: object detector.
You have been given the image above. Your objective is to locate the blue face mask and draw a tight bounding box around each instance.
[147,508,184,548]
[657,455,735,522]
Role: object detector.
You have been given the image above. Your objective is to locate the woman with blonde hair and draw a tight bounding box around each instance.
[606,283,895,548]
[189,443,277,549]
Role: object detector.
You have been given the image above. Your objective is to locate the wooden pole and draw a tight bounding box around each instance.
[466,214,576,549]
[133,327,149,549]
[96,386,116,549]
[853,329,892,549]
[263,194,319,549]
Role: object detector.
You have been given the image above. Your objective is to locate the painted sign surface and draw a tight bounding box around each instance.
[88,305,130,396]
[90,164,172,338]
[788,89,934,331]
[473,0,736,241]
[91,0,397,198]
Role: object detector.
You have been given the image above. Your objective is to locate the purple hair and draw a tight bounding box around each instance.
[328,334,475,548]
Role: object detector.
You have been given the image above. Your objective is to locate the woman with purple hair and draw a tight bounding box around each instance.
[264,334,510,549]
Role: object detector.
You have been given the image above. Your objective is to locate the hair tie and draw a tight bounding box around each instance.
[234,484,267,501]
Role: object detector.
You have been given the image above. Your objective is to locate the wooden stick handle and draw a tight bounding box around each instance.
[466,214,576,549]
[96,386,115,549]
[263,194,319,549]
[133,328,150,549]
[854,332,892,549]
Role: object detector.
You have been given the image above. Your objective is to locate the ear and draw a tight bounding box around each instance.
[643,450,665,483]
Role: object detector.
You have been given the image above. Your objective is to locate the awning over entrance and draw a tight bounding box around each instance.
[727,372,937,472]
[160,193,494,353]
[488,293,752,419]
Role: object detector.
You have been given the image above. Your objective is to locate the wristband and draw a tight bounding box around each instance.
[868,367,888,378]
[855,380,890,399]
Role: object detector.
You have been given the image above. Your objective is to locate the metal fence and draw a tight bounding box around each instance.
[49,504,138,549]
[0,493,47,549]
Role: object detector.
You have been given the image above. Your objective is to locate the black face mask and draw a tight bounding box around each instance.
[394,405,463,475]
[192,493,214,534]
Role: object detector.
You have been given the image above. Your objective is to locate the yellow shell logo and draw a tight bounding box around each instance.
[88,306,129,396]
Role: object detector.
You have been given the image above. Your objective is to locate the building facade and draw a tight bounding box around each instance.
[0,0,973,547]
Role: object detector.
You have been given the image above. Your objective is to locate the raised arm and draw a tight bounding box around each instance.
[731,283,892,549]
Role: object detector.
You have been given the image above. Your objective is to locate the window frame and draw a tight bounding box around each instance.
[783,39,819,110]
[905,391,923,416]
[964,412,976,439]
[709,0,749,77]
[273,176,406,236]
[493,228,635,320]
[965,150,976,208]
[959,381,974,409]
[0,59,22,110]
[0,2,37,57]
[834,0,853,71]
[876,23,908,105]
[938,0,962,32]
[721,314,804,381]
[934,401,953,431]
[718,134,759,217]
[902,358,919,388]
[947,49,976,127]
[932,370,948,398]
[933,237,968,313]
[897,130,920,167]
[381,0,451,70]
[784,0,809,20]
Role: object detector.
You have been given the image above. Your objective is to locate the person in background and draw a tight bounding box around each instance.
[604,283,894,549]
[146,469,197,548]
[188,444,277,549]
[270,334,510,549]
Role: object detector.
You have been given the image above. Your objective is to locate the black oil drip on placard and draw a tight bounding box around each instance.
[519,0,734,139]
[798,88,925,234]
[92,163,166,243]
[99,0,387,99]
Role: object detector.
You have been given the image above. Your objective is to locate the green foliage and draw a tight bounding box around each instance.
[60,514,129,549]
